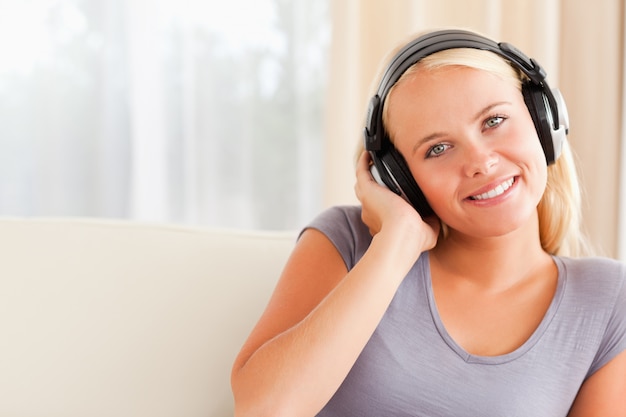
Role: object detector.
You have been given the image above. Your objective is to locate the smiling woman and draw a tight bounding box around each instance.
[230,28,626,417]
[0,0,330,230]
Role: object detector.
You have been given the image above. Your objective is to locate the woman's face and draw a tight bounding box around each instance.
[387,65,548,239]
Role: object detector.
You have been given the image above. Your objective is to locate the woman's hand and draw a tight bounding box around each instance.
[355,151,440,252]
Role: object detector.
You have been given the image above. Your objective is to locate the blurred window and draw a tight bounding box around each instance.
[0,0,329,229]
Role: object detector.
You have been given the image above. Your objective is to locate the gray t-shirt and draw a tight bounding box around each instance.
[307,206,626,417]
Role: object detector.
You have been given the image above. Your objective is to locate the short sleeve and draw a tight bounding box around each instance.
[587,261,626,377]
[299,205,371,270]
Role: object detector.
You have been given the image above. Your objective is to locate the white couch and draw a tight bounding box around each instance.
[0,217,296,417]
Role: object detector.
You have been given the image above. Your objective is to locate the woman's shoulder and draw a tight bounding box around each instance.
[556,255,626,303]
[556,256,626,376]
[301,205,371,270]
[303,205,366,235]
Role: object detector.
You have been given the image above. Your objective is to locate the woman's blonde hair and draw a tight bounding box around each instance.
[359,34,592,257]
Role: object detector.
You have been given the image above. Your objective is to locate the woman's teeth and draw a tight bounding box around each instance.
[470,178,515,201]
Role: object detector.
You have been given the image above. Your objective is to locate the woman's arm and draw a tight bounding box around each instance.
[567,350,626,417]
[230,152,439,417]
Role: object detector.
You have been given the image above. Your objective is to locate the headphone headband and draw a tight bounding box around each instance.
[378,31,546,97]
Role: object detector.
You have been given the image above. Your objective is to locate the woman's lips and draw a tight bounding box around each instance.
[468,177,516,201]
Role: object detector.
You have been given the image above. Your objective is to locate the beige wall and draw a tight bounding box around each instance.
[323,0,624,258]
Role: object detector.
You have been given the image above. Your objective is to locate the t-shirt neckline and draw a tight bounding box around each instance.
[422,253,566,365]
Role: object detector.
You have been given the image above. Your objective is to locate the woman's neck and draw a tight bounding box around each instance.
[430,215,553,291]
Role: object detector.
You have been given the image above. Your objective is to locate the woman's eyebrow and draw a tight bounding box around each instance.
[472,101,511,121]
[412,132,446,155]
[411,101,512,155]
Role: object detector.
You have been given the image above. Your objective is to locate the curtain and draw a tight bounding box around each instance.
[325,0,625,259]
[0,0,329,230]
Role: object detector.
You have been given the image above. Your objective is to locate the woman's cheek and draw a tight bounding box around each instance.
[415,174,450,212]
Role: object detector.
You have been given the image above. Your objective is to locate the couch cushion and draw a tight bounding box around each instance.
[0,218,295,417]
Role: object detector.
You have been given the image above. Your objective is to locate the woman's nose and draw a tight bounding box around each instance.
[462,141,499,177]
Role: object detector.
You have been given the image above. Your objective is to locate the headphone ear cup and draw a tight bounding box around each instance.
[379,147,434,217]
[522,82,558,164]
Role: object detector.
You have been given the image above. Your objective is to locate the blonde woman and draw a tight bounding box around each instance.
[231,29,626,416]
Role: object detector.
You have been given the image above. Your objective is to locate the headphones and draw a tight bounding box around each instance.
[363,29,569,217]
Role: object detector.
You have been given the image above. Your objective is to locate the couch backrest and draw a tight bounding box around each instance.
[0,218,296,417]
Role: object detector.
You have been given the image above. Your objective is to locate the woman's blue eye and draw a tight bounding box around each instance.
[485,115,505,128]
[427,143,448,157]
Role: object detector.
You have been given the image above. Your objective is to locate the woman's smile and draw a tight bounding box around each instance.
[467,177,516,201]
